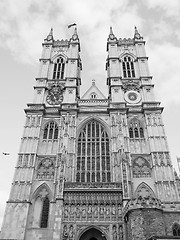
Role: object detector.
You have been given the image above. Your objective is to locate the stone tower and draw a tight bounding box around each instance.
[1,27,180,240]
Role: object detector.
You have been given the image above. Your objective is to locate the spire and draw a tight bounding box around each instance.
[134,26,143,40]
[108,26,117,41]
[45,28,54,42]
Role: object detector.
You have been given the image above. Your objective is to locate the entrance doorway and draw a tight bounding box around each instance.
[79,228,106,240]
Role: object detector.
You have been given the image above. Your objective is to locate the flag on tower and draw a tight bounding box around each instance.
[68,23,77,28]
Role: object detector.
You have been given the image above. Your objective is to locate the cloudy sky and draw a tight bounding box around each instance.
[0,0,180,228]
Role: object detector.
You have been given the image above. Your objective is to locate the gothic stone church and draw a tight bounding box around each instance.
[1,27,180,240]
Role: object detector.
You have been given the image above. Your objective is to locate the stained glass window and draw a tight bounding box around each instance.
[76,120,111,182]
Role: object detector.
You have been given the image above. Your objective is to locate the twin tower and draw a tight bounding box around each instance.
[1,27,180,240]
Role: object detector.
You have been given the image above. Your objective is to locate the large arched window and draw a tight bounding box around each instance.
[53,57,65,79]
[172,223,180,236]
[122,56,135,78]
[43,121,58,140]
[76,120,111,182]
[30,186,50,229]
[129,118,144,139]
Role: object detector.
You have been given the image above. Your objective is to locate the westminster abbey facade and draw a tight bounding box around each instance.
[1,27,180,240]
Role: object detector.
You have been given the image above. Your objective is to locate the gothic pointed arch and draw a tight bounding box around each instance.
[31,182,53,202]
[120,53,136,78]
[43,120,59,140]
[76,118,111,183]
[77,226,108,240]
[134,182,156,201]
[51,54,66,80]
[172,223,180,236]
[128,117,144,139]
[29,183,52,229]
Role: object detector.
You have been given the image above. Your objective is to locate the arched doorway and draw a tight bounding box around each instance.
[79,228,107,240]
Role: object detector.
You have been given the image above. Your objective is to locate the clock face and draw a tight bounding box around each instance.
[124,90,141,104]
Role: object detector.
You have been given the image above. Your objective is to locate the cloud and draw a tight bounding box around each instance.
[147,42,180,105]
[145,0,180,17]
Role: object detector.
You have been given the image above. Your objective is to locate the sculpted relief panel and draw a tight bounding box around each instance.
[63,191,123,223]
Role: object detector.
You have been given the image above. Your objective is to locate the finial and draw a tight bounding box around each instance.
[92,79,95,85]
[49,28,53,36]
[134,26,142,40]
[108,26,116,41]
[46,27,53,41]
[110,26,113,35]
[70,25,79,42]
[74,27,77,36]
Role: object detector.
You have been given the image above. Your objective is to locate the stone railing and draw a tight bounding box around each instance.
[78,99,109,106]
[64,182,122,189]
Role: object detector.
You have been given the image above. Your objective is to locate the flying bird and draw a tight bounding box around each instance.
[2,152,10,155]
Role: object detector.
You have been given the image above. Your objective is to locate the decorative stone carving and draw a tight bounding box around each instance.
[46,82,65,105]
[64,182,122,189]
[132,157,151,178]
[63,191,123,222]
[112,225,118,240]
[37,158,55,179]
[122,80,140,93]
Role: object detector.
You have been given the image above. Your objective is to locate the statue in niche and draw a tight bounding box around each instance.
[100,205,104,215]
[63,225,68,239]
[94,205,98,217]
[64,205,68,218]
[82,205,86,217]
[119,225,123,240]
[112,225,117,240]
[76,204,80,218]
[118,205,122,215]
[87,204,92,214]
[70,205,75,218]
[112,204,116,215]
[69,225,74,240]
[106,204,110,216]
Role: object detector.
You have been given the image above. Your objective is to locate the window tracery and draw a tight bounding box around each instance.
[37,158,55,179]
[172,223,180,236]
[128,118,144,139]
[53,57,65,79]
[43,121,58,140]
[76,120,111,182]
[133,157,151,178]
[122,56,135,78]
